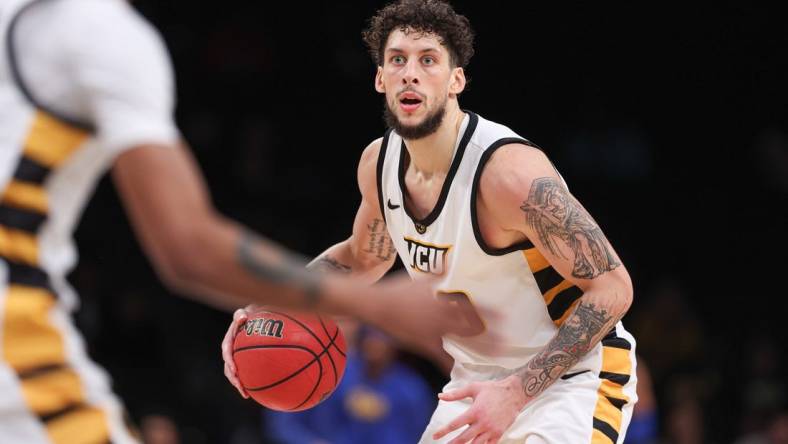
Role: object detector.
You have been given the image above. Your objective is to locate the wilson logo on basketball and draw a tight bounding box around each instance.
[244,317,284,339]
[404,237,451,275]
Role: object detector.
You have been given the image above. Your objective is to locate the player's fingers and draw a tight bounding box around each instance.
[221,327,238,373]
[224,363,248,398]
[433,409,475,440]
[438,384,477,402]
[232,307,250,324]
[446,423,483,444]
[470,432,492,444]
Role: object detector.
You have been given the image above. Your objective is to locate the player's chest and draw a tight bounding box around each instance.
[401,173,445,221]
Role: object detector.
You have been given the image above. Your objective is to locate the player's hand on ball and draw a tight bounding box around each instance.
[221,305,259,398]
[433,376,528,444]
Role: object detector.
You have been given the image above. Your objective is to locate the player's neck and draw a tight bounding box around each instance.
[402,104,465,177]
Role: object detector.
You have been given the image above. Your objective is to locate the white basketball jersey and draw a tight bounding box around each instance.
[378,112,629,372]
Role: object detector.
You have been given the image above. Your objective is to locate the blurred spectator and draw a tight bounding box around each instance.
[735,411,788,444]
[626,356,659,444]
[265,321,434,444]
[141,414,180,444]
[660,375,715,444]
[736,334,786,441]
[769,412,788,444]
[630,277,706,385]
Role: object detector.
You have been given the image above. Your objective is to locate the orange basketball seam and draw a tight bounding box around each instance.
[263,310,340,386]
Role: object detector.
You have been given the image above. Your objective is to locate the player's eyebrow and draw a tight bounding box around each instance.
[386,46,442,55]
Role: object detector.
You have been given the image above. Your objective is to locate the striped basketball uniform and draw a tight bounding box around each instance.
[0,0,177,442]
[377,112,638,443]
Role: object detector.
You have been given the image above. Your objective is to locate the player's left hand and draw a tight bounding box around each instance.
[432,376,528,444]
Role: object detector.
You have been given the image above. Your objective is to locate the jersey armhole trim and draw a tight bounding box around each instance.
[376,129,392,224]
[6,0,95,132]
[470,138,538,256]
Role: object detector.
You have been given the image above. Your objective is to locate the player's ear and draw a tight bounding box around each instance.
[449,67,466,96]
[375,66,385,93]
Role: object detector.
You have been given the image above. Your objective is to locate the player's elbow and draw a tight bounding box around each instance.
[610,269,634,318]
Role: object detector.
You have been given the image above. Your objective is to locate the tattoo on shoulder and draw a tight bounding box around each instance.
[520,177,620,279]
[309,256,352,274]
[361,218,397,262]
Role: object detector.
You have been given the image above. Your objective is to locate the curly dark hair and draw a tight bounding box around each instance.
[362,0,475,68]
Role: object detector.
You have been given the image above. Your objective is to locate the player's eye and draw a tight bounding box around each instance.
[391,55,406,65]
[422,56,435,65]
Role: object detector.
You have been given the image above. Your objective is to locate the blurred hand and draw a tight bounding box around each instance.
[221,304,260,398]
[356,272,489,359]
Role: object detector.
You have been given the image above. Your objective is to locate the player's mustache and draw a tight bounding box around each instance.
[397,87,426,99]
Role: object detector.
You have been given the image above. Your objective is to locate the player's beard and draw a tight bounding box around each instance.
[383,96,447,140]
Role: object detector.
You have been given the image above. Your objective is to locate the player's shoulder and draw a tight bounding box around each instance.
[52,0,166,57]
[359,137,384,165]
[356,137,384,190]
[479,142,558,207]
[358,136,385,176]
[48,0,155,35]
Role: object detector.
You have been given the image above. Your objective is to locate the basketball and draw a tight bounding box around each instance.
[232,309,347,411]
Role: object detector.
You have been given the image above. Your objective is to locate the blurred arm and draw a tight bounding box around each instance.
[112,142,362,315]
[480,144,633,403]
[308,139,397,283]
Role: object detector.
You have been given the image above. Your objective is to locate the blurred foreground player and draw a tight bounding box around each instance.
[0,0,472,442]
[223,0,639,442]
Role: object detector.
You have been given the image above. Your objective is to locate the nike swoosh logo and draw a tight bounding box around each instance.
[560,370,591,380]
[387,199,400,210]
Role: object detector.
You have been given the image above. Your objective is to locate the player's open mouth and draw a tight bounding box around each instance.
[398,92,423,113]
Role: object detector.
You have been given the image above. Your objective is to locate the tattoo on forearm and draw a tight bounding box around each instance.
[308,256,352,274]
[362,218,396,262]
[520,177,620,279]
[237,230,321,305]
[499,302,613,399]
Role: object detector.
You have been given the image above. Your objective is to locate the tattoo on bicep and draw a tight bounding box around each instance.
[361,218,397,261]
[308,256,352,274]
[520,177,620,279]
[237,230,321,305]
[515,302,612,398]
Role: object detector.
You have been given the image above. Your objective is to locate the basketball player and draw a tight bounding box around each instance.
[0,0,474,442]
[221,1,639,442]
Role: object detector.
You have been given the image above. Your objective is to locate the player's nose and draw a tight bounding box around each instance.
[401,60,420,85]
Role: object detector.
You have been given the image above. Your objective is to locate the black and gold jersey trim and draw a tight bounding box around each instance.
[470,137,536,256]
[520,246,583,327]
[376,129,392,224]
[0,111,88,270]
[590,328,633,444]
[40,403,113,444]
[592,418,619,443]
[4,261,53,292]
[397,111,478,233]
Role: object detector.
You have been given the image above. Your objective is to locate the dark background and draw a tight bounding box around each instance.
[69,1,787,443]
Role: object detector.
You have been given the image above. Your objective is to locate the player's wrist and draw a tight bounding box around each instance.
[501,374,529,410]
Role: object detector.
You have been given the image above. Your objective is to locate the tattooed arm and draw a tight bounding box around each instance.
[502,171,630,401]
[308,138,398,283]
[433,145,632,442]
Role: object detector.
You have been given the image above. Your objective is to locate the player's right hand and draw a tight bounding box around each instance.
[221,305,259,399]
